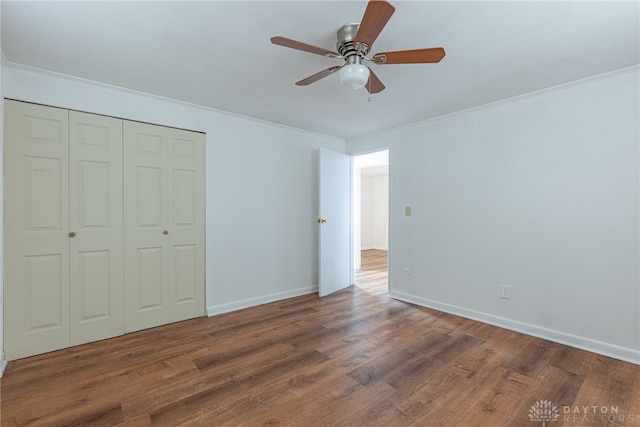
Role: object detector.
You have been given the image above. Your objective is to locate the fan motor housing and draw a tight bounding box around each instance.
[336,23,369,61]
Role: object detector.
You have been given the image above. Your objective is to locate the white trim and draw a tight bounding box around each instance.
[348,65,640,143]
[1,61,338,141]
[207,285,318,317]
[389,290,640,366]
[1,353,7,377]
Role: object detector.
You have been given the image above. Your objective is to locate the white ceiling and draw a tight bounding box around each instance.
[2,1,638,139]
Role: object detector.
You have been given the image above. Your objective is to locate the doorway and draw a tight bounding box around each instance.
[352,150,389,295]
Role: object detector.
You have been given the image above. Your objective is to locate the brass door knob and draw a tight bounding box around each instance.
[68,232,76,238]
[163,230,169,235]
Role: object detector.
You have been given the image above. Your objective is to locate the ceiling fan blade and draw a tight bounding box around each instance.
[372,47,446,64]
[355,1,396,49]
[295,66,342,86]
[271,36,340,57]
[366,67,385,94]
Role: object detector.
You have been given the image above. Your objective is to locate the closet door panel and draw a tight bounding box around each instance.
[173,244,197,302]
[76,250,111,317]
[4,100,70,360]
[25,156,64,232]
[69,111,124,345]
[137,166,164,227]
[124,121,170,333]
[136,246,164,309]
[24,254,64,331]
[167,129,205,322]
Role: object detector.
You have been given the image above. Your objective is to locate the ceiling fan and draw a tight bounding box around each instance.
[270,0,445,94]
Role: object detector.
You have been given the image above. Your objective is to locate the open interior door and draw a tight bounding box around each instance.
[318,147,351,297]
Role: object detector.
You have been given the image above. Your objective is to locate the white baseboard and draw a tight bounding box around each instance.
[390,290,640,366]
[207,285,318,317]
[0,352,7,377]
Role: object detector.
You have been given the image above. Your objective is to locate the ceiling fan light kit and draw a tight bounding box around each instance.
[336,23,370,90]
[339,63,370,89]
[270,0,445,94]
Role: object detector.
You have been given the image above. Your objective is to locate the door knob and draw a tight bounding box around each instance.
[163,230,169,235]
[316,218,327,224]
[68,232,76,238]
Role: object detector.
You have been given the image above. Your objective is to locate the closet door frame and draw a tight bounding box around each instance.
[4,100,206,359]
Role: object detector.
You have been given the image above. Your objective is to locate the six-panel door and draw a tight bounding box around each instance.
[166,128,205,323]
[4,100,71,360]
[69,111,124,346]
[123,121,205,333]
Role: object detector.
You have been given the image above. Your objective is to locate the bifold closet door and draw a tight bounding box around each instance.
[4,101,126,360]
[68,111,124,345]
[166,127,206,323]
[4,100,70,360]
[123,121,205,333]
[5,100,203,359]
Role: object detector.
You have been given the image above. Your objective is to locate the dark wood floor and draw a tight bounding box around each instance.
[2,253,639,426]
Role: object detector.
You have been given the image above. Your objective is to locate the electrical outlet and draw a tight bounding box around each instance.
[405,206,412,216]
[500,284,511,299]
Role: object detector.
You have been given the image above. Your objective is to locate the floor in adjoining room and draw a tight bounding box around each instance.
[355,249,388,295]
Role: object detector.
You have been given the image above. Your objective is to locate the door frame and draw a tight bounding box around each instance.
[350,148,390,288]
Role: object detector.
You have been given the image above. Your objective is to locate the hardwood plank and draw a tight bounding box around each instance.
[569,355,638,427]
[347,348,414,387]
[501,338,557,377]
[438,367,533,426]
[149,349,330,425]
[628,369,640,423]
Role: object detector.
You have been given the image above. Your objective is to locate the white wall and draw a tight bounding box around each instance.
[353,168,361,271]
[1,65,345,334]
[372,175,388,250]
[361,174,374,250]
[361,174,389,251]
[348,67,640,364]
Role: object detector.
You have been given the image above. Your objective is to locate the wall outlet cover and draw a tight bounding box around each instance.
[500,284,511,299]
